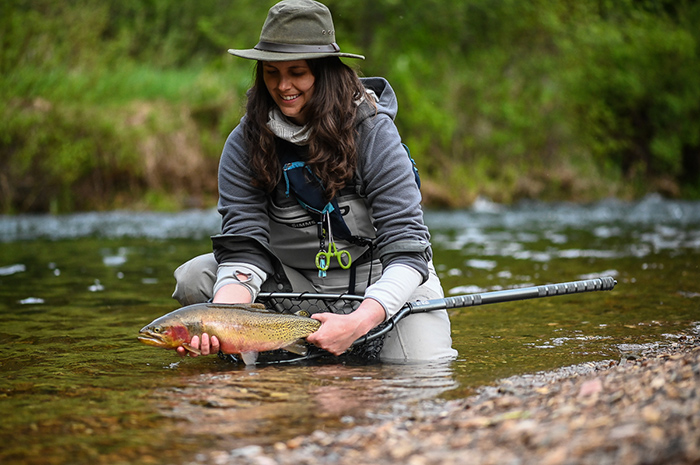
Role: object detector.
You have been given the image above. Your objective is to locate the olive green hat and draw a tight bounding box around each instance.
[228,0,364,61]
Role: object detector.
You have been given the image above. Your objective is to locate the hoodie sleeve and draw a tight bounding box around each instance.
[356,112,432,281]
[213,122,275,277]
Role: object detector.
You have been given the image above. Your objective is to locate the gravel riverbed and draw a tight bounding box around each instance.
[190,327,700,465]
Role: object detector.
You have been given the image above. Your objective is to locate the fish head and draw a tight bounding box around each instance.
[138,319,191,349]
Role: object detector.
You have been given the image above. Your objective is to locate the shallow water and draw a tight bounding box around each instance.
[1,194,699,464]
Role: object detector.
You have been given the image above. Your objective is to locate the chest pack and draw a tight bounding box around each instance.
[276,138,420,277]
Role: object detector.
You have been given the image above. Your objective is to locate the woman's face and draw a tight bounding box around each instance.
[262,60,316,125]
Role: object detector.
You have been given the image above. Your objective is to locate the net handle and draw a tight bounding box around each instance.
[258,276,617,348]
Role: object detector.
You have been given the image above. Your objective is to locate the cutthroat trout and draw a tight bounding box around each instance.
[138,303,321,365]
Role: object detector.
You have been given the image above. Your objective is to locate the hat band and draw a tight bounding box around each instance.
[255,41,341,54]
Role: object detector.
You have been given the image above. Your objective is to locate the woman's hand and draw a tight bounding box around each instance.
[176,333,220,357]
[176,281,251,357]
[306,299,386,355]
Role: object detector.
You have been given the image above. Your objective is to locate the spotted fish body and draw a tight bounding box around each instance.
[138,303,321,364]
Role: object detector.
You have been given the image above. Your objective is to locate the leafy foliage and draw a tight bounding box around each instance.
[1,0,699,212]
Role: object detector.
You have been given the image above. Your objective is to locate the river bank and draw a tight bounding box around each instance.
[190,326,700,465]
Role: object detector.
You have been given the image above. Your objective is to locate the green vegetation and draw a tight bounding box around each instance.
[2,0,699,213]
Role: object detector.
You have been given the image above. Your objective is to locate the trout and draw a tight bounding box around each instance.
[138,303,321,365]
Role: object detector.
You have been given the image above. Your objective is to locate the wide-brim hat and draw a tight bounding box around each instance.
[228,0,364,62]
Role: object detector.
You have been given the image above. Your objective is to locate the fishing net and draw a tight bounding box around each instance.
[218,292,390,365]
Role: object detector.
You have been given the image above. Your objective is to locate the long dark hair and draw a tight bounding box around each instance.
[243,57,366,201]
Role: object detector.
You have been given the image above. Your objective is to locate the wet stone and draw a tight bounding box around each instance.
[187,331,700,465]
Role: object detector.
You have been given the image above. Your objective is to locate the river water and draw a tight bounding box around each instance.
[1,194,699,464]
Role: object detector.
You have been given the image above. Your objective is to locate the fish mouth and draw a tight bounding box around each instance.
[138,331,166,346]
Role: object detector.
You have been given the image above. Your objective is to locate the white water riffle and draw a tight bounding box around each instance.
[1,195,698,251]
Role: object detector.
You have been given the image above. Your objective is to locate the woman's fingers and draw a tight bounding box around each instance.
[200,333,210,356]
[176,333,220,357]
[176,333,221,357]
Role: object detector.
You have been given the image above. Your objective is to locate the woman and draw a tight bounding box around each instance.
[172,0,457,362]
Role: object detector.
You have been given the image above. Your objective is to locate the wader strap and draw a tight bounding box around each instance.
[349,266,357,295]
[347,245,376,294]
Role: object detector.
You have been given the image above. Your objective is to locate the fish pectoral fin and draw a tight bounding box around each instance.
[182,343,201,356]
[282,340,309,356]
[240,352,259,365]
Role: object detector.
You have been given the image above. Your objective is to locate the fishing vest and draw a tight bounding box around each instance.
[267,138,420,276]
[266,140,371,273]
[277,138,419,235]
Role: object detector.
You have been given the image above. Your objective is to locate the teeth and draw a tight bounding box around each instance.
[281,95,299,101]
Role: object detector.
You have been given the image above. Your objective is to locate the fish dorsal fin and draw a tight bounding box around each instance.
[282,340,309,356]
[294,310,311,318]
[235,303,275,313]
[249,303,267,310]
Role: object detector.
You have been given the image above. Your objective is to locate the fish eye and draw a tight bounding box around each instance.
[153,326,161,333]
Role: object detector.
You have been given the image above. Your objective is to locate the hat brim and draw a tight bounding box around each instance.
[228,48,364,61]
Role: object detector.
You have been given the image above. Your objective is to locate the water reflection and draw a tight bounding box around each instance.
[154,361,457,447]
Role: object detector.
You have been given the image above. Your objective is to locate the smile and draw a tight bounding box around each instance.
[281,94,300,101]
